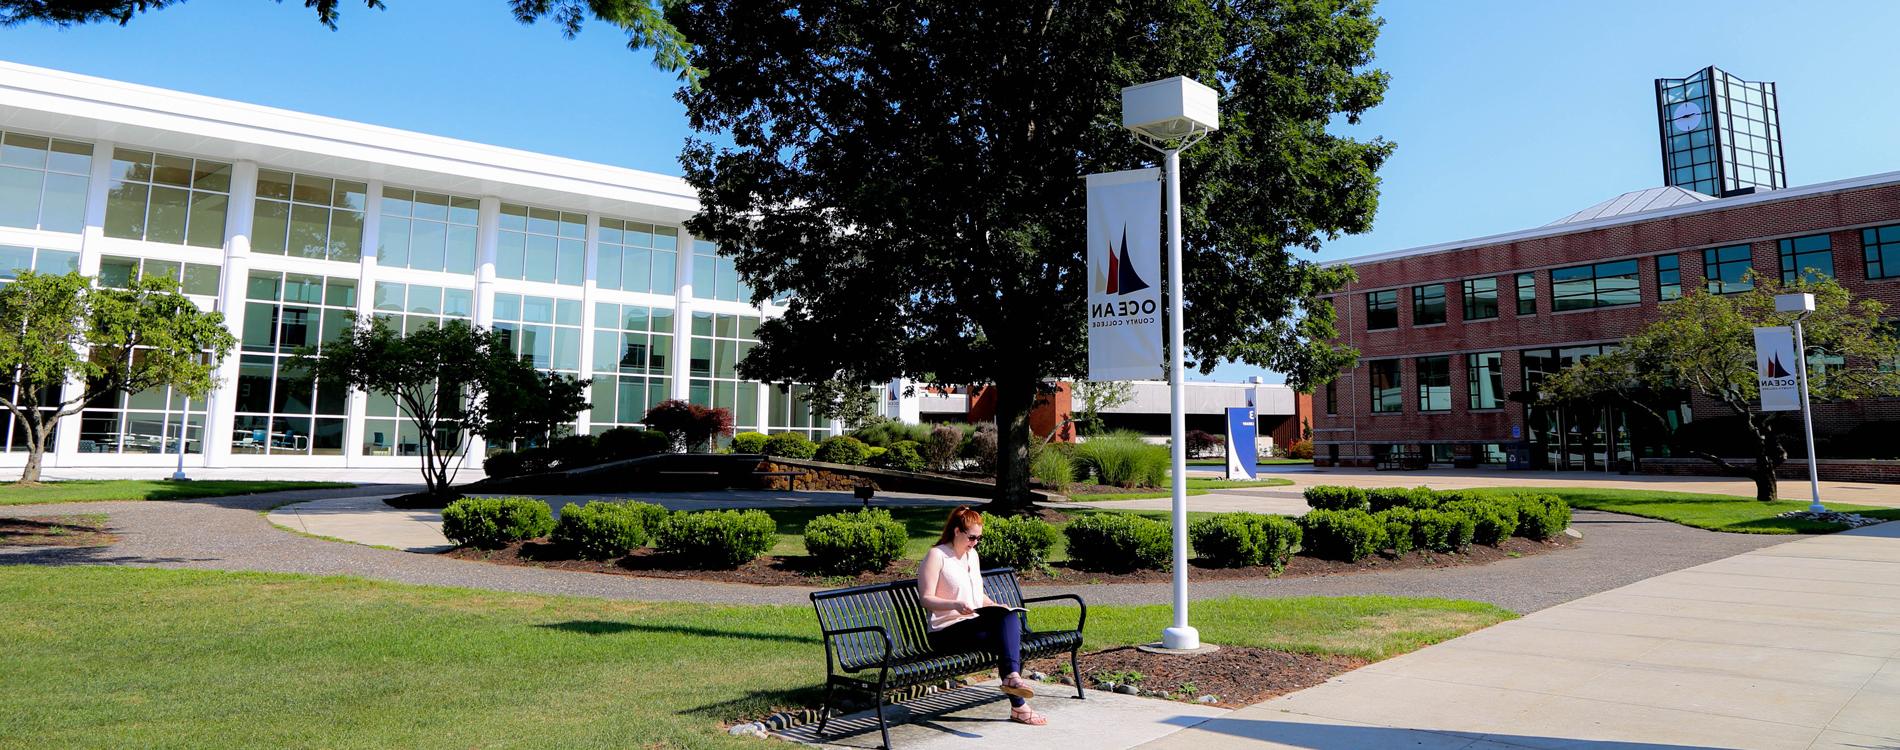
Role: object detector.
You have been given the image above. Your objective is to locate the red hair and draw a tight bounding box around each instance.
[935,506,984,546]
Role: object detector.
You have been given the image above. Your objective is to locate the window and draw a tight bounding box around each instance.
[1467,352,1503,409]
[492,293,583,373]
[691,239,750,302]
[253,170,366,262]
[1704,244,1754,294]
[1515,272,1536,315]
[688,311,763,431]
[1657,254,1681,301]
[767,384,827,440]
[1865,226,1900,281]
[363,283,472,457]
[590,301,675,432]
[597,218,679,295]
[1412,284,1446,325]
[1324,380,1337,415]
[232,271,354,456]
[1415,356,1450,412]
[1429,445,1456,464]
[379,187,479,274]
[497,204,585,285]
[0,130,91,234]
[1368,360,1401,413]
[103,149,230,248]
[1551,260,1638,311]
[1779,234,1833,284]
[1461,278,1498,321]
[0,245,79,279]
[97,255,220,298]
[1365,290,1397,330]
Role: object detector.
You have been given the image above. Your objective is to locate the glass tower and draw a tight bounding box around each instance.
[1655,67,1785,197]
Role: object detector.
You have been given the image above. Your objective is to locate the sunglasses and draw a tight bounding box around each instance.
[962,530,983,543]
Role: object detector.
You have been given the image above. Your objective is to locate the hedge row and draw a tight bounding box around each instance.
[484,428,674,479]
[730,431,927,473]
[1296,486,1573,562]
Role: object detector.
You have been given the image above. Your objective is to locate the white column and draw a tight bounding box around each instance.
[343,182,383,466]
[894,379,922,424]
[463,196,502,462]
[203,160,260,468]
[51,141,118,463]
[670,228,695,401]
[575,213,600,434]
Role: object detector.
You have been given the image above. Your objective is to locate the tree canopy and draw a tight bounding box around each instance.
[1542,277,1900,502]
[0,271,235,482]
[671,0,1388,507]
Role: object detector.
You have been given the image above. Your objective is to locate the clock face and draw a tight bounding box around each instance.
[1671,102,1703,133]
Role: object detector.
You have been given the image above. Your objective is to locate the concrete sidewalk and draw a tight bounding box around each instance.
[1138,521,1900,750]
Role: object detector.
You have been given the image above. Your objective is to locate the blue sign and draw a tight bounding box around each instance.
[1225,407,1258,480]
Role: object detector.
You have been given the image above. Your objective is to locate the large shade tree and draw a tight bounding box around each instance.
[1542,278,1900,503]
[671,0,1386,509]
[0,271,236,483]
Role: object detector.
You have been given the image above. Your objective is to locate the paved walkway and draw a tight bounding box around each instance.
[1271,467,1900,506]
[1139,521,1900,750]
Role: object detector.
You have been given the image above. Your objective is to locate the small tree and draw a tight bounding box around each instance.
[476,360,591,450]
[1543,278,1900,502]
[1071,380,1134,437]
[642,399,734,452]
[0,271,236,483]
[300,317,516,500]
[804,379,882,431]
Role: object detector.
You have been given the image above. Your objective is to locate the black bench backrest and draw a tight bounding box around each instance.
[812,567,1020,673]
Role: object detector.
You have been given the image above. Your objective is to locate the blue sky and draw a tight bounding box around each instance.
[5,0,1898,384]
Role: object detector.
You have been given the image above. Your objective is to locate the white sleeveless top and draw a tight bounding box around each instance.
[925,544,983,632]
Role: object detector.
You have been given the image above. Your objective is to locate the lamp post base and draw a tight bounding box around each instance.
[1160,625,1201,651]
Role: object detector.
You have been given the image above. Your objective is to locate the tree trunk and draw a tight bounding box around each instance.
[1753,466,1779,503]
[18,426,45,484]
[989,376,1038,513]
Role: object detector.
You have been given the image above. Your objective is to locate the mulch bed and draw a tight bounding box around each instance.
[0,515,115,547]
[1026,645,1364,708]
[441,533,1574,587]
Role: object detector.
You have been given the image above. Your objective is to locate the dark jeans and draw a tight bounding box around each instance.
[928,608,1027,706]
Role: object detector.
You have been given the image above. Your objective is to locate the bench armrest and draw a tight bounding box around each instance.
[1021,593,1087,634]
[820,624,895,669]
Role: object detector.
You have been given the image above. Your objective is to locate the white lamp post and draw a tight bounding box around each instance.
[1122,76,1219,652]
[171,395,191,481]
[1775,292,1824,513]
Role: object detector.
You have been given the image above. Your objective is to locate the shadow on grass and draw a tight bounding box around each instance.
[536,620,820,645]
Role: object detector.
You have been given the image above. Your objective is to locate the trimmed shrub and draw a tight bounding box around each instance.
[729,431,770,454]
[550,433,598,465]
[440,497,555,549]
[1412,508,1477,553]
[1189,513,1303,572]
[925,425,964,471]
[1062,513,1171,572]
[977,513,1061,570]
[814,435,872,465]
[654,509,777,568]
[1511,494,1572,540]
[1303,485,1370,512]
[803,509,907,574]
[1442,499,1520,546]
[865,446,888,464]
[1185,429,1219,457]
[552,500,666,560]
[483,451,527,480]
[1375,507,1417,556]
[1031,449,1074,487]
[1283,439,1315,460]
[763,432,817,459]
[643,399,735,453]
[1368,486,1438,512]
[1299,509,1385,562]
[1074,431,1168,488]
[875,440,926,472]
[851,419,932,448]
[596,427,672,460]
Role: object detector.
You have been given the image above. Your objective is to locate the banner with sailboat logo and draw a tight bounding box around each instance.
[1754,326,1800,412]
[1085,168,1163,381]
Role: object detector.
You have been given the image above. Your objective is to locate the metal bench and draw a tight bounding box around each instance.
[809,567,1085,749]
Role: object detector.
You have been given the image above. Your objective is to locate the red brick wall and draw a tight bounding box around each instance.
[1313,180,1900,466]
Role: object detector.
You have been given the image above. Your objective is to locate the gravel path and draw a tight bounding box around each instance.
[0,491,1790,612]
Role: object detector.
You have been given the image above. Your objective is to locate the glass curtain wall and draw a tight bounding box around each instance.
[378,187,478,275]
[0,130,90,234]
[687,311,761,433]
[76,256,224,455]
[589,301,674,433]
[104,149,230,248]
[233,271,353,456]
[361,282,473,457]
[691,239,749,302]
[596,218,678,294]
[496,204,585,286]
[252,170,367,262]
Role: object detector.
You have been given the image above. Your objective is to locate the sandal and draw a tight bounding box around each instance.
[1009,707,1048,726]
[999,676,1035,700]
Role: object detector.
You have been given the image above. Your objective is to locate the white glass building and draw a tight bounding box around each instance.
[0,61,833,471]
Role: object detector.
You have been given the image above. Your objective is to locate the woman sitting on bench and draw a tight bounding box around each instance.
[917,506,1047,726]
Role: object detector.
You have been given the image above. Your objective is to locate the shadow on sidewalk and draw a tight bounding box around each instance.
[1157,715,1843,750]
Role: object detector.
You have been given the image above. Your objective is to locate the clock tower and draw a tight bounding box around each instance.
[1655,66,1785,198]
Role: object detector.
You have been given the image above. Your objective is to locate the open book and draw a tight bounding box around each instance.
[977,605,1028,616]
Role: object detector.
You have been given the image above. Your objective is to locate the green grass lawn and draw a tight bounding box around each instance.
[0,566,1512,749]
[1462,486,1900,534]
[0,480,355,506]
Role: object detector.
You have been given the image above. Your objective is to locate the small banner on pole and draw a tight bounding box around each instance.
[1225,407,1257,480]
[1754,326,1801,412]
[1086,168,1164,381]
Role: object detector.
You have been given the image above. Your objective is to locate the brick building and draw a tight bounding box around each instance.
[1312,172,1900,472]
